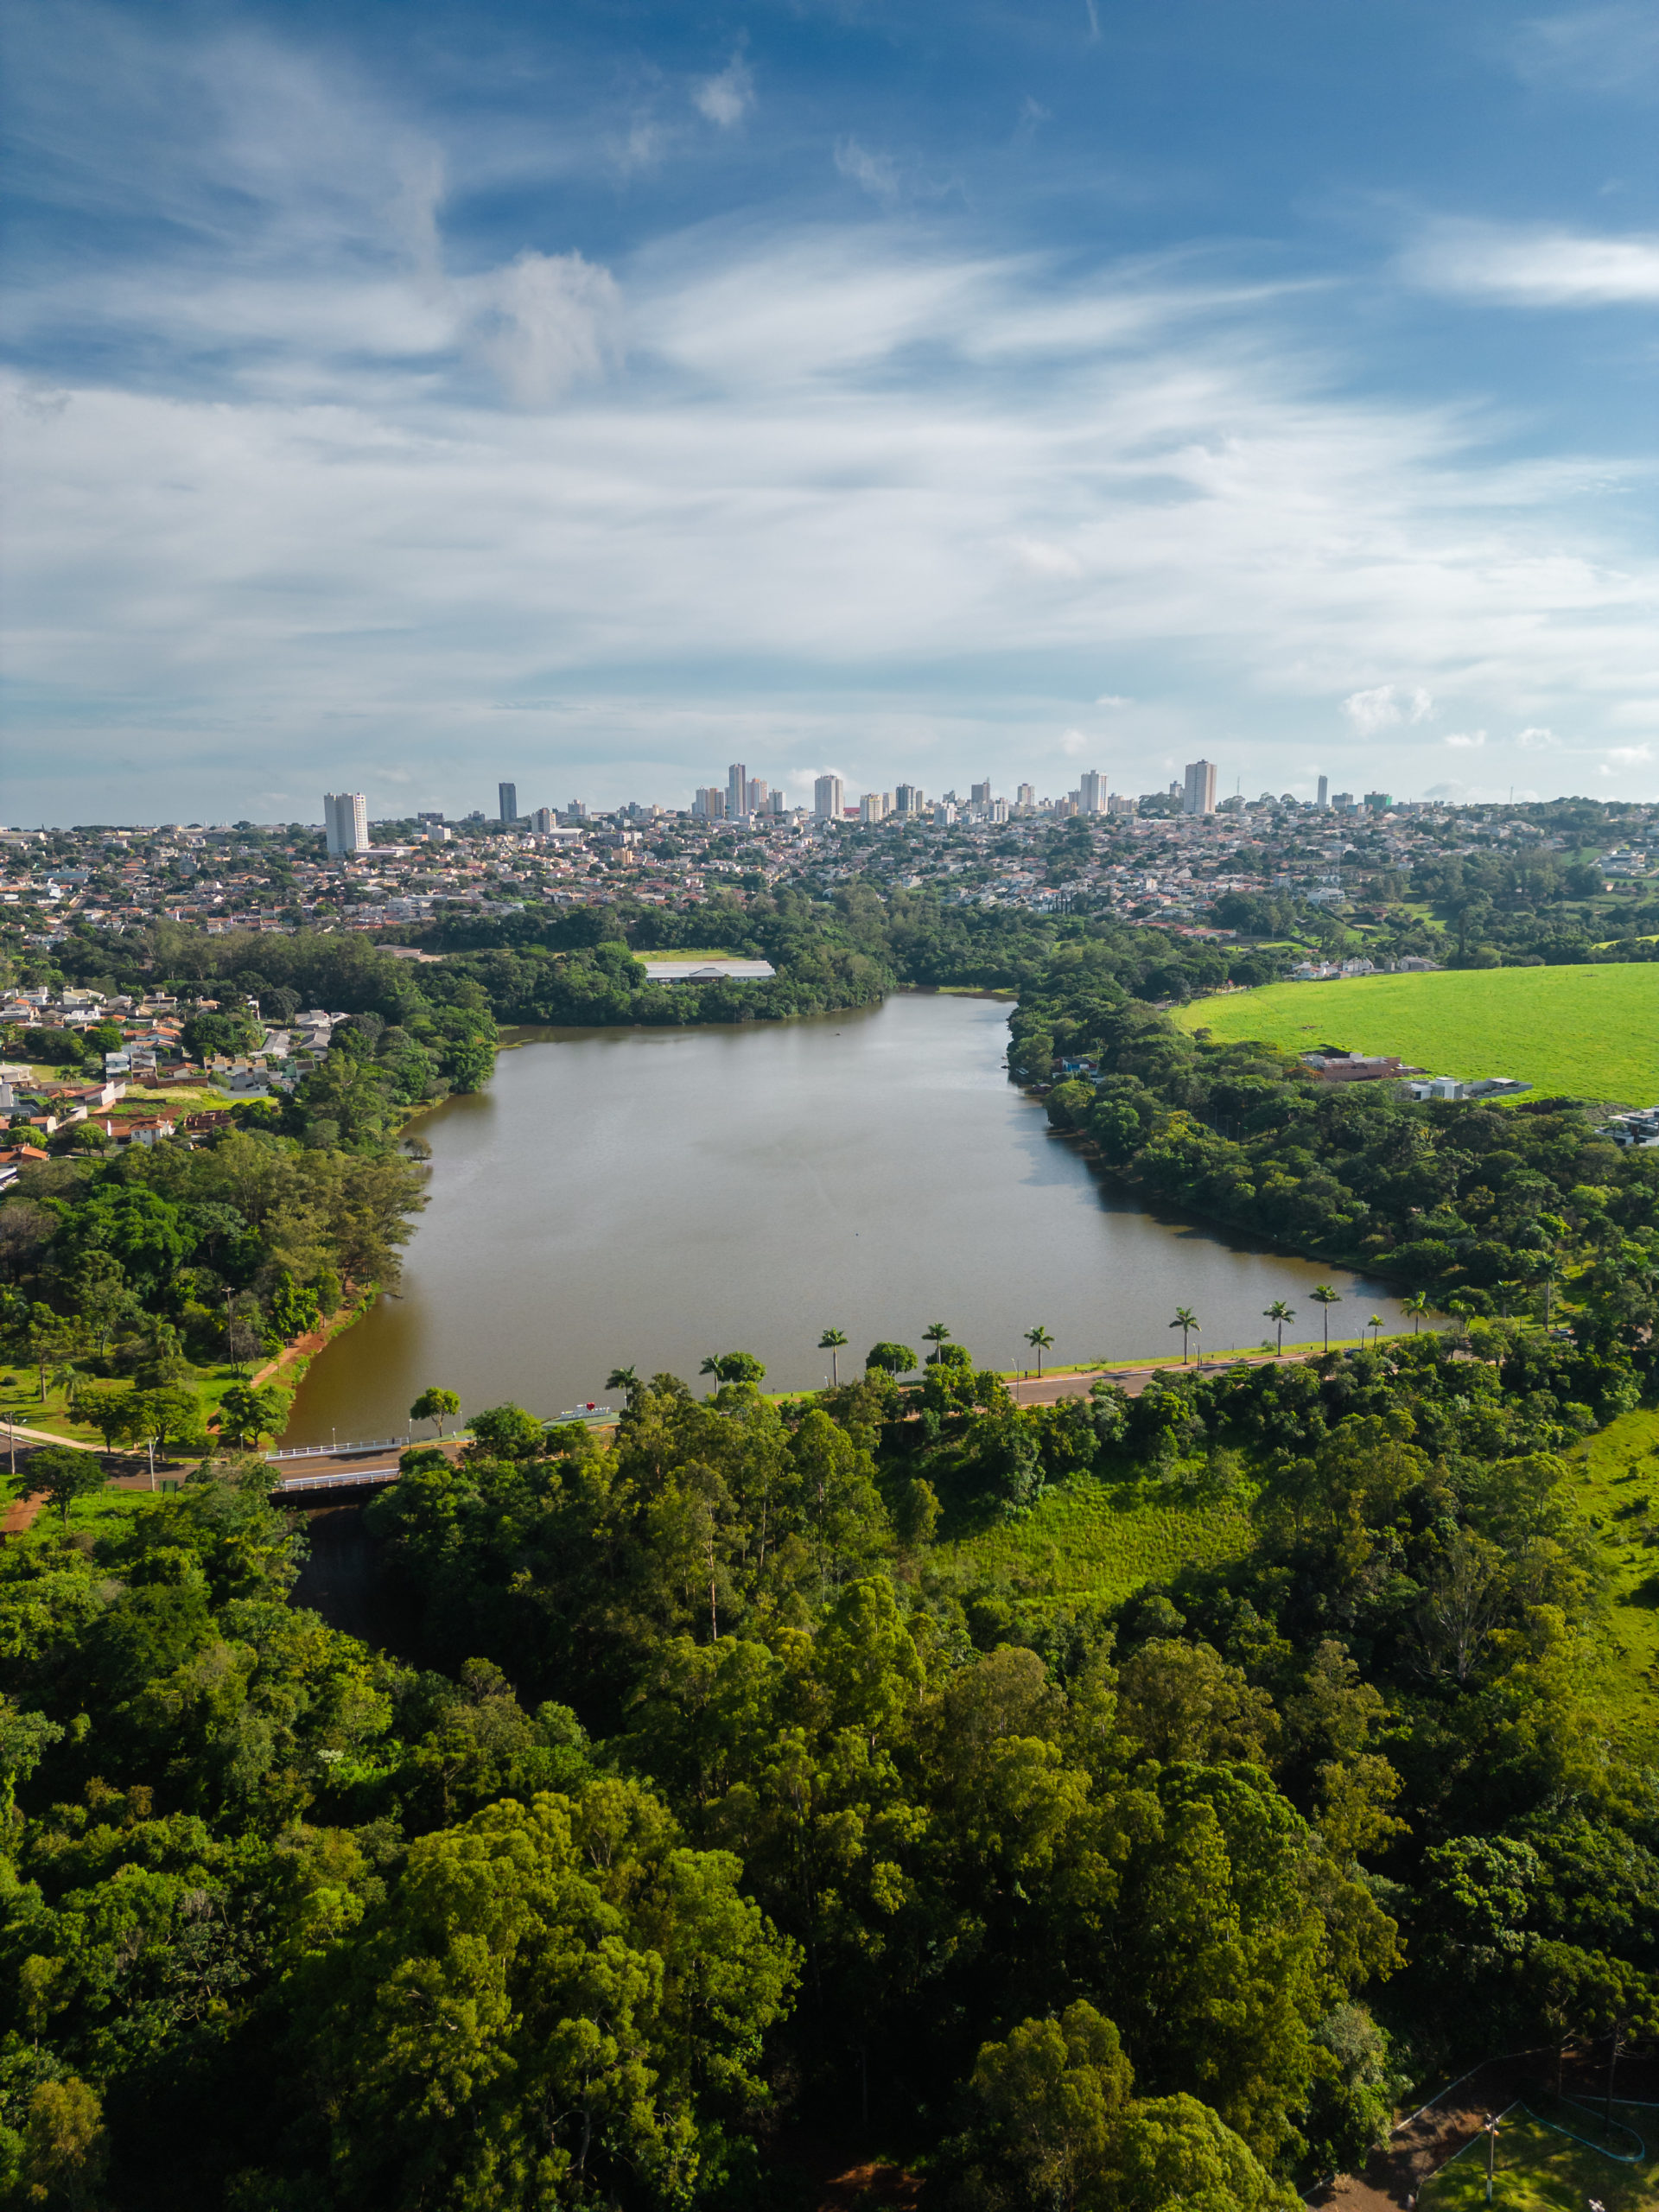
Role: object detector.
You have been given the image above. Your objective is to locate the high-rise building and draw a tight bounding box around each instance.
[1181,760,1217,816]
[499,782,518,823]
[970,779,992,804]
[1317,774,1330,810]
[747,778,769,813]
[1016,782,1035,809]
[814,773,843,819]
[894,783,924,816]
[860,792,889,823]
[531,807,554,833]
[323,791,369,856]
[417,810,444,824]
[566,800,589,821]
[1107,792,1137,816]
[1078,770,1108,814]
[931,800,957,826]
[727,763,747,817]
[693,787,726,819]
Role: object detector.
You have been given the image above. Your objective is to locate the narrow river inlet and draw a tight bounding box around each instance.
[283,992,1409,1442]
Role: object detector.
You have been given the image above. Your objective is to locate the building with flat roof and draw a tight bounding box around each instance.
[323,791,369,856]
[814,773,843,819]
[499,781,518,823]
[1182,760,1217,816]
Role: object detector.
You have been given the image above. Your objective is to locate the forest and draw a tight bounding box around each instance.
[0,1314,1655,2206]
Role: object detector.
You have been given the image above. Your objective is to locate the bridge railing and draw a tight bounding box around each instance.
[264,1408,616,1471]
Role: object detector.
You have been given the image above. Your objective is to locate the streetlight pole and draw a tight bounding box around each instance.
[1483,2112,1500,2203]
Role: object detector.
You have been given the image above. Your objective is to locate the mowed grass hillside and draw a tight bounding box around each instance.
[1173,964,1659,1105]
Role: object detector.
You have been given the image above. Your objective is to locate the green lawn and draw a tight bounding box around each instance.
[1558,1408,1659,1724]
[1424,2101,1657,2212]
[1174,965,1659,1105]
[939,1476,1254,1607]
[936,1389,1659,1719]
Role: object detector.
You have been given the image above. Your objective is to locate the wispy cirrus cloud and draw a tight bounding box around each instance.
[1402,217,1659,305]
[834,138,902,203]
[8,3,1659,819]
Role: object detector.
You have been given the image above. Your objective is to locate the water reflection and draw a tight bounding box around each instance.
[284,994,1408,1441]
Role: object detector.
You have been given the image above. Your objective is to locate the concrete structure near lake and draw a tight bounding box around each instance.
[639,957,777,983]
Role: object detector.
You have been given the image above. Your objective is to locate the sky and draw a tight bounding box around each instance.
[3,0,1658,826]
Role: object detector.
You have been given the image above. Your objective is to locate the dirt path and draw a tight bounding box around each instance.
[1309,2048,1659,2212]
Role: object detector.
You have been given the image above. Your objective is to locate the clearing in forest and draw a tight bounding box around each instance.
[1173,965,1659,1105]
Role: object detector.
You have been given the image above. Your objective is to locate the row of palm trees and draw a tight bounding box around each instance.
[1166,1285,1426,1365]
[812,1320,1059,1387]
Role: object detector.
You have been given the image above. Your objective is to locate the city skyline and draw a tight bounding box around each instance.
[5,2,1659,824]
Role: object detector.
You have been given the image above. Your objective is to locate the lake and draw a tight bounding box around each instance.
[283,992,1409,1442]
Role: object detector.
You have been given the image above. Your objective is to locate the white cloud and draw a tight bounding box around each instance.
[1096,694,1133,708]
[1402,217,1659,306]
[1009,537,1084,581]
[1516,726,1556,748]
[1605,744,1654,765]
[693,55,754,130]
[1511,7,1659,92]
[1342,684,1434,735]
[467,251,622,407]
[834,139,902,203]
[12,17,1659,814]
[1060,728,1090,756]
[1444,729,1486,749]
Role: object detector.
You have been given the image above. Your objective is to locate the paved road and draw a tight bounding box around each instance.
[1006,1350,1314,1407]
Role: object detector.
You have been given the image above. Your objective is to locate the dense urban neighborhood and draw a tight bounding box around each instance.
[5,766,1658,962]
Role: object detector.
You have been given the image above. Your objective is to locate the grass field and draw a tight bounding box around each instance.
[1425,2101,1658,2212]
[1559,1407,1659,1723]
[1173,965,1659,1105]
[939,1477,1254,1606]
[935,1380,1659,1721]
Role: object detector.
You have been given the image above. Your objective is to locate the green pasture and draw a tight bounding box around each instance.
[940,1476,1254,1607]
[1424,2101,1658,2212]
[1174,964,1659,1105]
[1560,1407,1659,1723]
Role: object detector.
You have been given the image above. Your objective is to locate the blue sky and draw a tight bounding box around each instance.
[3,0,1658,824]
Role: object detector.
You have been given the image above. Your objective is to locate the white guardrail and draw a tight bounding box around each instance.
[263,1407,617,1473]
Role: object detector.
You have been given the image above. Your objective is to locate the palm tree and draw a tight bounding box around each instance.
[1025,1325,1054,1378]
[699,1356,723,1390]
[1402,1292,1431,1335]
[1310,1284,1341,1349]
[1366,1314,1385,1348]
[817,1328,848,1387]
[922,1321,952,1351]
[605,1364,639,1395]
[1264,1300,1294,1355]
[1529,1255,1561,1329]
[1170,1306,1199,1364]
